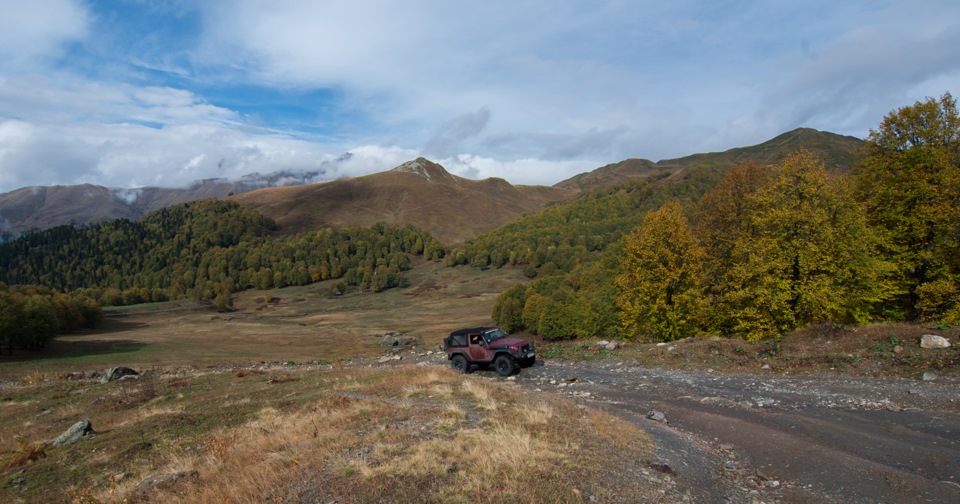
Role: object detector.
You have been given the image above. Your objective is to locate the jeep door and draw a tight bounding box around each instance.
[467,333,489,362]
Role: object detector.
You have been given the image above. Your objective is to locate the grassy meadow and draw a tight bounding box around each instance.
[0,261,525,379]
[2,261,673,502]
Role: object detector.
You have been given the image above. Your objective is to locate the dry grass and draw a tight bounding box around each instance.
[0,365,659,503]
[2,437,47,471]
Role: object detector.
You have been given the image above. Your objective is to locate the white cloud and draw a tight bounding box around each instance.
[0,77,339,190]
[438,154,596,187]
[0,0,89,68]
[1,0,959,194]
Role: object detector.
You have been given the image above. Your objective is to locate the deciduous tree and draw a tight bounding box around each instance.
[615,201,706,341]
[855,92,960,321]
[704,151,890,340]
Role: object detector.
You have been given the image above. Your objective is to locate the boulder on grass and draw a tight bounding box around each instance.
[101,366,139,383]
[50,419,95,446]
[379,333,417,347]
[920,335,951,349]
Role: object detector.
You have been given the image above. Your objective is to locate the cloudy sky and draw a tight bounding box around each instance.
[0,0,957,193]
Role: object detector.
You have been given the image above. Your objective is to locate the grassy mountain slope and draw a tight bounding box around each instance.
[230,158,575,246]
[555,128,863,193]
[462,128,864,266]
[0,185,141,240]
[0,176,318,241]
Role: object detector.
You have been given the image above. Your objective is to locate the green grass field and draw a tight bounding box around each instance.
[0,261,526,379]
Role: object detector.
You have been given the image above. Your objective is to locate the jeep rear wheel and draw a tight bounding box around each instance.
[494,354,518,376]
[450,354,469,374]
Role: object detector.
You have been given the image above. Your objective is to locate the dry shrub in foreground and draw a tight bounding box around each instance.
[2,436,47,471]
[127,366,655,503]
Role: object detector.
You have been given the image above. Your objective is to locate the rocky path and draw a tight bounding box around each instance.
[487,359,960,503]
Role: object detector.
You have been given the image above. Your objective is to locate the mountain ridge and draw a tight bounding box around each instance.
[229,157,573,246]
[0,128,864,243]
[554,128,863,193]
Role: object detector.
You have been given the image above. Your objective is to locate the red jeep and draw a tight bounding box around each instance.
[444,327,536,376]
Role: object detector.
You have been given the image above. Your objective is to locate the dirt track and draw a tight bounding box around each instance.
[498,360,960,503]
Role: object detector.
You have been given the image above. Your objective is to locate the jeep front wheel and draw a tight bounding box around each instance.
[450,354,469,374]
[494,354,518,376]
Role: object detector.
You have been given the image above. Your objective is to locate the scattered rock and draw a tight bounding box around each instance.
[4,477,25,488]
[605,341,621,351]
[760,364,771,370]
[379,333,418,347]
[646,461,674,474]
[922,372,938,381]
[377,355,403,363]
[920,334,951,349]
[646,410,668,423]
[132,470,199,499]
[753,398,778,408]
[893,345,903,354]
[50,419,95,446]
[101,366,139,384]
[700,396,741,409]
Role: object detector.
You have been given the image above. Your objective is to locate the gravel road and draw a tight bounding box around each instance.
[491,359,960,503]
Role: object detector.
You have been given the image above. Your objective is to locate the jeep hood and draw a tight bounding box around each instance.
[490,337,528,348]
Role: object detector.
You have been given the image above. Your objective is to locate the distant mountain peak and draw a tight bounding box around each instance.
[391,158,456,184]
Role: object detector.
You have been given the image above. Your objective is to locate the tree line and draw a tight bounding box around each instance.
[488,92,959,341]
[0,283,104,354]
[0,199,447,309]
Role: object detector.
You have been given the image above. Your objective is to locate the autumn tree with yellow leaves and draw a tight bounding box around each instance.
[697,150,890,340]
[855,92,960,323]
[615,201,706,341]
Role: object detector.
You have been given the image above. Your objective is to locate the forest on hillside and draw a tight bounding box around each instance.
[0,199,447,317]
[0,198,447,353]
[477,93,960,342]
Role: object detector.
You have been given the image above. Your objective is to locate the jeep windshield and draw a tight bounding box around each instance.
[482,328,507,344]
